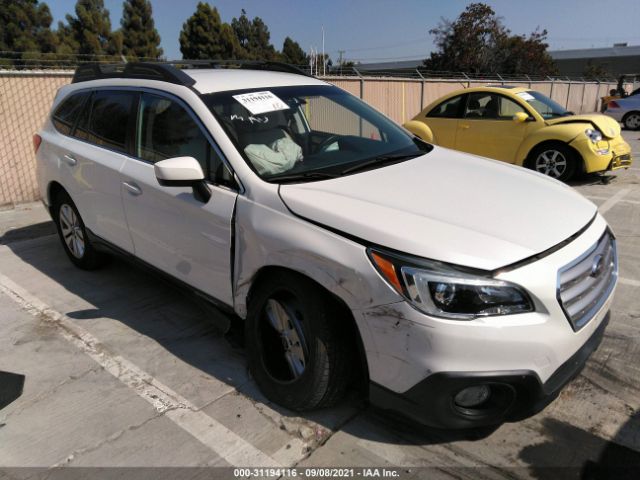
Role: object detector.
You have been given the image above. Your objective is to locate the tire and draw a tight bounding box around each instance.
[527,143,578,182]
[623,111,640,131]
[245,270,353,411]
[53,191,106,270]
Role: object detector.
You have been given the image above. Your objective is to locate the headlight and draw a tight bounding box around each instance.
[369,249,533,320]
[585,128,602,143]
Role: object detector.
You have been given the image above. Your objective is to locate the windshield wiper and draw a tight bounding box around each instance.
[267,171,340,183]
[340,152,422,175]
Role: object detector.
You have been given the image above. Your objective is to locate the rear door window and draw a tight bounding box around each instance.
[52,92,90,135]
[75,90,135,154]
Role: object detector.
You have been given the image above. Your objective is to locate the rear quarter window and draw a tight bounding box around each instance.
[52,92,90,135]
[427,95,464,118]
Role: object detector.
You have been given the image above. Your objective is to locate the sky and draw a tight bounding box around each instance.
[47,0,640,62]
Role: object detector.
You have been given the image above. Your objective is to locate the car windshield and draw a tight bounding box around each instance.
[202,85,431,183]
[517,90,571,119]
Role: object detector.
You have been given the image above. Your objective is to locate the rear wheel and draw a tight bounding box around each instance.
[245,271,353,410]
[53,191,105,270]
[528,144,578,182]
[623,112,640,130]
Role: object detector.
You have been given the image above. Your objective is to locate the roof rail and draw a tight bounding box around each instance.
[160,59,312,77]
[71,63,197,86]
[71,60,312,86]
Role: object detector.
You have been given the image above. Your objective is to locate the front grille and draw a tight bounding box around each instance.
[557,231,617,331]
[611,153,632,169]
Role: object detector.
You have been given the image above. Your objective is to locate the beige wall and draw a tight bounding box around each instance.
[0,72,620,206]
[1,73,72,205]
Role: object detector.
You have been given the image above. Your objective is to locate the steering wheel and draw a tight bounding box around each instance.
[317,135,341,153]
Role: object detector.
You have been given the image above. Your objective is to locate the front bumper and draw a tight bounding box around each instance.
[369,312,609,429]
[572,135,633,173]
[357,214,615,428]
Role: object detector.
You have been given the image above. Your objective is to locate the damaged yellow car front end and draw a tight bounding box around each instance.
[404,86,632,181]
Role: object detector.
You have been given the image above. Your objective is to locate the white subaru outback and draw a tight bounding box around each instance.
[35,62,617,429]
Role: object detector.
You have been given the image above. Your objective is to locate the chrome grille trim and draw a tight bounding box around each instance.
[557,231,617,331]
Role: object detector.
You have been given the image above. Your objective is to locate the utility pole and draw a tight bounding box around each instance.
[322,26,325,76]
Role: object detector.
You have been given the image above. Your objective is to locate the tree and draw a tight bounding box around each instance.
[423,3,556,76]
[179,2,240,60]
[496,29,556,77]
[281,37,307,65]
[583,60,610,80]
[249,16,278,60]
[56,21,79,56]
[0,0,58,64]
[231,9,278,61]
[424,3,506,73]
[230,8,252,58]
[58,0,120,58]
[120,0,163,59]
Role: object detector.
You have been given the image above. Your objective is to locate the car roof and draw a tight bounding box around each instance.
[184,69,328,94]
[459,86,531,95]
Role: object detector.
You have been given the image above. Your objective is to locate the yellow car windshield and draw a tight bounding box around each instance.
[516,91,571,119]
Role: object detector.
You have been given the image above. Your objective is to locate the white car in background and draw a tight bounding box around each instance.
[604,94,640,130]
[35,61,617,429]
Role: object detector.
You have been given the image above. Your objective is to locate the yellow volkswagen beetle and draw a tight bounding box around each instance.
[404,86,633,181]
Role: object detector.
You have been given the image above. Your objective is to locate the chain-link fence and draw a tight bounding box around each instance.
[0,61,629,206]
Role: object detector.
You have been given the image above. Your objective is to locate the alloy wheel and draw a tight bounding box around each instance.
[535,149,567,178]
[261,296,308,382]
[626,113,640,130]
[59,204,85,259]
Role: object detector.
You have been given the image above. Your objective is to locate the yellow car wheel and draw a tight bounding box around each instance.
[528,144,578,182]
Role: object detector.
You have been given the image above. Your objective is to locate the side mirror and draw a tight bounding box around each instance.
[154,157,211,203]
[512,112,530,123]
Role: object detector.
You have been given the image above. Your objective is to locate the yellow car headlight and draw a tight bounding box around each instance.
[585,128,603,143]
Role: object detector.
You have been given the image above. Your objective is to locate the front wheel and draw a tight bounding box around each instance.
[623,112,640,130]
[245,271,353,411]
[528,144,578,182]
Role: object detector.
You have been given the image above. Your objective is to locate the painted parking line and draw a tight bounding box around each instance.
[0,272,303,468]
[599,188,632,214]
[620,277,640,288]
[585,195,640,206]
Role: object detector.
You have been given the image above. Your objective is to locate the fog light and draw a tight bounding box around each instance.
[454,385,491,408]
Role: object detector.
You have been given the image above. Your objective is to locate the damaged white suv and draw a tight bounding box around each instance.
[35,62,617,428]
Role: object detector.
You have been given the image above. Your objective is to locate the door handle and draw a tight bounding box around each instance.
[62,154,77,166]
[123,181,142,196]
[458,124,470,129]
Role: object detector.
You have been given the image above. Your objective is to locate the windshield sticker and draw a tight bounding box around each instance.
[232,91,290,115]
[516,92,536,102]
[230,114,269,124]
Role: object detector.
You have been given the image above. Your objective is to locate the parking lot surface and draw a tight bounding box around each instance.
[1,131,639,478]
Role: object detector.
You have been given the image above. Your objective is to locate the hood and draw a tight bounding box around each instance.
[279,147,597,271]
[545,114,621,138]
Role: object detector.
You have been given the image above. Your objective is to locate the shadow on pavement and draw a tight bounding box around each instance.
[520,416,640,479]
[0,221,55,245]
[2,222,509,448]
[4,221,640,468]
